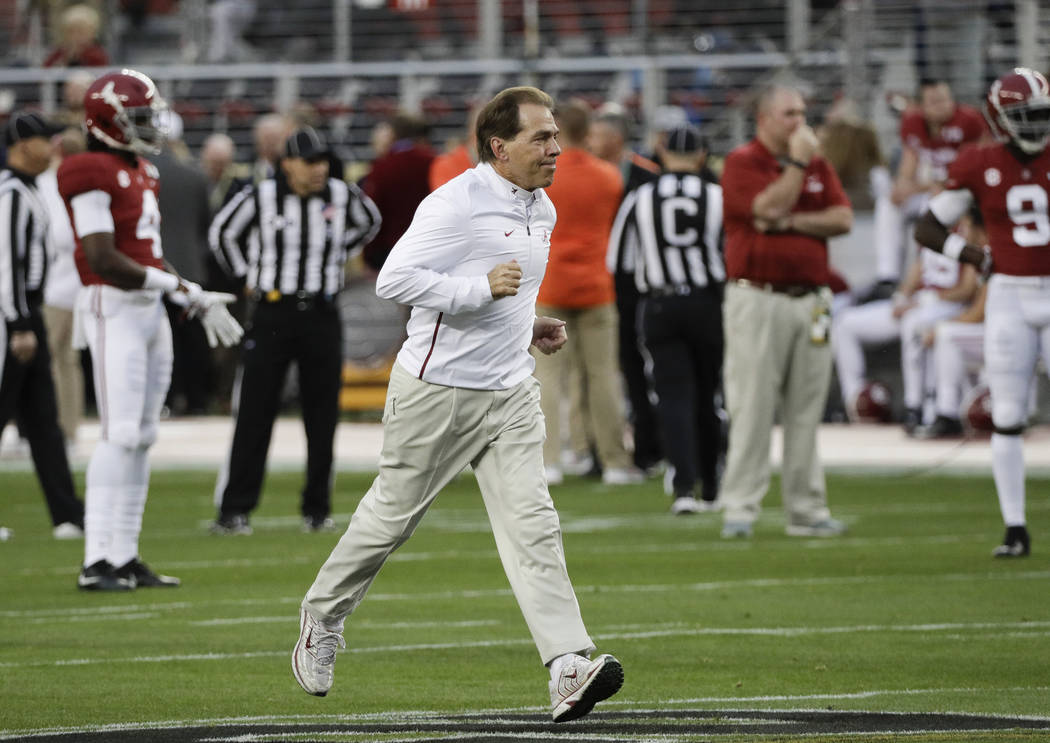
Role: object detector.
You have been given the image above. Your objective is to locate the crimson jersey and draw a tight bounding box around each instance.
[899,104,986,181]
[722,139,850,286]
[57,151,164,286]
[944,142,1050,276]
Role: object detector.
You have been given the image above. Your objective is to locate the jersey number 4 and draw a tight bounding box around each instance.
[1006,184,1050,247]
[137,189,163,258]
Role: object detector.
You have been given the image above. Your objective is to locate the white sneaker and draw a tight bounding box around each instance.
[670,495,702,515]
[292,608,345,697]
[721,520,753,539]
[785,518,847,537]
[544,465,564,486]
[52,522,84,539]
[601,467,645,485]
[550,653,624,723]
[561,451,594,476]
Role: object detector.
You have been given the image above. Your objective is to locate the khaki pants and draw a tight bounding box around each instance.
[720,283,832,527]
[42,304,83,442]
[533,302,631,470]
[304,363,595,665]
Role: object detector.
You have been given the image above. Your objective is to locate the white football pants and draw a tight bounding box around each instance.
[984,275,1050,528]
[76,285,172,568]
[833,291,965,419]
[932,321,985,419]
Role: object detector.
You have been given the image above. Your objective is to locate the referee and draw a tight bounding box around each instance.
[1,111,85,536]
[608,125,726,515]
[209,127,381,534]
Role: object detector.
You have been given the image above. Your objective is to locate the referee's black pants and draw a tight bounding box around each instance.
[614,275,662,470]
[0,310,84,527]
[640,289,724,501]
[218,299,342,521]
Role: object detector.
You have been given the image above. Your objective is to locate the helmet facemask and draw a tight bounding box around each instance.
[1001,100,1050,155]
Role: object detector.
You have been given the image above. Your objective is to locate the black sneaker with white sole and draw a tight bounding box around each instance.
[115,558,181,587]
[210,513,253,535]
[992,525,1030,558]
[77,560,134,591]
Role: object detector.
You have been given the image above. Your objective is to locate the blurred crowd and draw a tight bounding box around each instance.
[0,73,1025,523]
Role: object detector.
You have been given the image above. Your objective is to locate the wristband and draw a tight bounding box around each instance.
[942,233,967,261]
[142,266,180,293]
[784,157,808,170]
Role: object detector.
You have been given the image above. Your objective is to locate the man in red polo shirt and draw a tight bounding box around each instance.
[719,86,853,539]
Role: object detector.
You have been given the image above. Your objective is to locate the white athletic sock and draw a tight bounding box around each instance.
[84,440,129,566]
[991,433,1026,526]
[83,486,116,567]
[110,446,150,568]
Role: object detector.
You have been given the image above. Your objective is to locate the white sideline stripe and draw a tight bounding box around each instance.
[2,621,1049,669]
[25,612,159,625]
[5,569,1050,619]
[4,533,1015,578]
[191,617,501,628]
[4,694,1049,740]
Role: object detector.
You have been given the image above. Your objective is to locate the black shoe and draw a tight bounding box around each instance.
[903,408,922,435]
[77,560,134,592]
[115,558,181,587]
[992,526,1030,558]
[859,279,898,304]
[210,513,252,535]
[914,415,964,440]
[302,515,337,533]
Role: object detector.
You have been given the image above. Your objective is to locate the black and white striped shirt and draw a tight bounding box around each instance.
[0,167,49,331]
[608,172,725,294]
[209,176,380,297]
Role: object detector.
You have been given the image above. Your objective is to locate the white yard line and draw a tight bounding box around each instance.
[5,569,1049,621]
[1,620,1048,669]
[191,617,502,628]
[7,532,1016,579]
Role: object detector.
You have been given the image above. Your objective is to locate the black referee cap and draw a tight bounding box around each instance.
[663,124,707,154]
[5,111,64,147]
[285,126,329,161]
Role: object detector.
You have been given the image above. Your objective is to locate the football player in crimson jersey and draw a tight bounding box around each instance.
[915,67,1050,558]
[875,80,987,289]
[59,69,242,590]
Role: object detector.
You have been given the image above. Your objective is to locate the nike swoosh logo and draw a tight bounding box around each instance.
[305,629,313,649]
[504,230,514,237]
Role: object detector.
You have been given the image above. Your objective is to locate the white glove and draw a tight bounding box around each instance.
[198,293,244,348]
[166,280,205,316]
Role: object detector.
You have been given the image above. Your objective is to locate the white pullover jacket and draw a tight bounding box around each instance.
[376,162,556,390]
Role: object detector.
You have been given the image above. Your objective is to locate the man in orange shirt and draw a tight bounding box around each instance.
[536,101,642,485]
[429,106,479,191]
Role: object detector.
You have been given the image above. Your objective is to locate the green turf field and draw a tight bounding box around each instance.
[0,467,1047,741]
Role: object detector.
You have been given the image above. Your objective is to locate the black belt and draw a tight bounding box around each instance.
[734,278,820,298]
[647,284,696,298]
[252,289,336,310]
